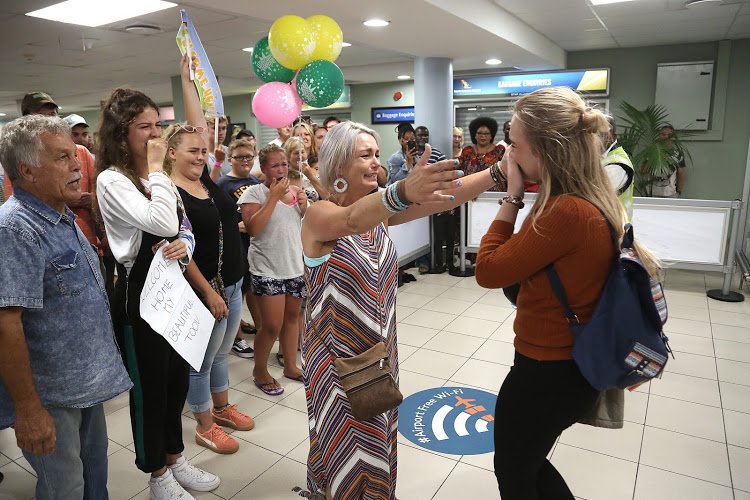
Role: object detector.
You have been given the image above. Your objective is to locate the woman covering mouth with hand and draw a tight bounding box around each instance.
[238,144,308,396]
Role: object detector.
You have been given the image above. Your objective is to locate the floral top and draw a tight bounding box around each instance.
[458,144,507,191]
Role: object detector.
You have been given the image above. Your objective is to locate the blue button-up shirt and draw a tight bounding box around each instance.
[0,187,132,428]
[386,148,448,186]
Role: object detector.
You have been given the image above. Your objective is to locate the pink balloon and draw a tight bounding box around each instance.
[252,82,302,128]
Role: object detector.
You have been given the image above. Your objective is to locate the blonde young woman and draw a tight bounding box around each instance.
[475,87,660,499]
[293,121,317,159]
[300,121,504,499]
[165,123,255,457]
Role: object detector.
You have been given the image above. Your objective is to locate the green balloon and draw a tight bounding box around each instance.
[295,60,344,108]
[251,36,295,83]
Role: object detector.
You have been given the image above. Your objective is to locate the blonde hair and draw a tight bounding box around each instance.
[228,139,255,157]
[205,114,228,126]
[514,87,661,277]
[161,123,202,175]
[452,126,464,149]
[293,121,317,157]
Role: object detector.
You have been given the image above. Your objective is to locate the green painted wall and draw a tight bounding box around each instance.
[351,81,415,161]
[568,39,750,200]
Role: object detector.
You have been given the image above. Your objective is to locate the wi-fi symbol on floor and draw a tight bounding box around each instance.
[431,403,494,441]
[399,387,497,455]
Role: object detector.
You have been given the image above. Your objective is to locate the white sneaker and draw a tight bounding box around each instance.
[149,468,195,500]
[168,456,220,492]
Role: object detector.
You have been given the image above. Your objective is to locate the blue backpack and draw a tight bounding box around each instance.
[546,224,672,391]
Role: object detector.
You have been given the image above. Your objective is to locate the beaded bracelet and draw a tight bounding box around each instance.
[499,194,525,209]
[489,162,504,186]
[382,181,411,213]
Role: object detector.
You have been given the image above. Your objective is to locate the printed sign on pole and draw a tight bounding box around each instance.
[176,9,224,118]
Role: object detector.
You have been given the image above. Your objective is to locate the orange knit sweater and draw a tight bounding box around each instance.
[476,195,615,361]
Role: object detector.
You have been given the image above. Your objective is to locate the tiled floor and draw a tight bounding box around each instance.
[1,269,750,499]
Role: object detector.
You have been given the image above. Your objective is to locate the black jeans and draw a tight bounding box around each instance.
[494,351,599,500]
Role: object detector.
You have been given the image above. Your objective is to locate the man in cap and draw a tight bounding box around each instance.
[21,92,59,117]
[64,114,94,153]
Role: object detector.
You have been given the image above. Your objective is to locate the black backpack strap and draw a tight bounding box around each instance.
[610,162,634,195]
[545,264,580,325]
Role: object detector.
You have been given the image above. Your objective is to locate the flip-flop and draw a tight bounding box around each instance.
[253,378,284,396]
[284,373,304,382]
[240,322,257,335]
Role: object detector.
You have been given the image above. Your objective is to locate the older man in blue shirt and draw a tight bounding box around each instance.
[0,115,132,498]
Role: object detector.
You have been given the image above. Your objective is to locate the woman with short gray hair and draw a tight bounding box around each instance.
[300,121,503,499]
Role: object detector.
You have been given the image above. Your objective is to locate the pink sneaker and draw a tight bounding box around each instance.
[212,404,255,431]
[195,423,239,454]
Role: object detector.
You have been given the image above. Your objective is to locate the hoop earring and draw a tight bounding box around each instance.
[333,177,348,193]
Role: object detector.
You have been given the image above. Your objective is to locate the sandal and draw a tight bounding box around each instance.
[284,373,304,382]
[240,322,257,335]
[253,378,284,396]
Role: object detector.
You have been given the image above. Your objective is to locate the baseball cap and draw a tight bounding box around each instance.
[236,129,255,139]
[21,92,58,115]
[64,114,88,128]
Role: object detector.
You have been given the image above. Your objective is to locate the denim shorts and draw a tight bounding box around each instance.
[250,273,307,298]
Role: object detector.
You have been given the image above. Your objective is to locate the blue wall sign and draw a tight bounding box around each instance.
[454,69,610,98]
[371,106,415,124]
[398,386,496,455]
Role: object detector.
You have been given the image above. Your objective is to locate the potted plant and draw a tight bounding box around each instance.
[617,101,691,196]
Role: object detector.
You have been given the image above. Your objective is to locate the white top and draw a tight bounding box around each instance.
[604,164,630,192]
[238,183,303,279]
[269,138,283,147]
[208,145,231,177]
[97,168,191,271]
[497,139,509,149]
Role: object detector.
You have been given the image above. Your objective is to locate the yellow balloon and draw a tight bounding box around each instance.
[308,15,343,62]
[268,15,315,70]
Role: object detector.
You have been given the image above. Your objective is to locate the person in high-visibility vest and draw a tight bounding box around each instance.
[602,115,635,221]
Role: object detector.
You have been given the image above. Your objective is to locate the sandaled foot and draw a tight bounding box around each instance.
[284,372,304,382]
[253,377,284,396]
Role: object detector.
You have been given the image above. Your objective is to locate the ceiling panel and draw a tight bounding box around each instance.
[0,0,747,119]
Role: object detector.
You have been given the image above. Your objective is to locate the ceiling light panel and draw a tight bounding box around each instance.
[27,0,178,28]
[589,0,634,5]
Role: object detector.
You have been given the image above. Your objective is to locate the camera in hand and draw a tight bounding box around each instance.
[406,140,417,152]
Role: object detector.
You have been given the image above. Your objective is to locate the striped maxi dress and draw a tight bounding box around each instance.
[302,223,399,499]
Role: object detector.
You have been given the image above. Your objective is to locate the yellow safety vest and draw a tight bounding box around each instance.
[603,145,635,221]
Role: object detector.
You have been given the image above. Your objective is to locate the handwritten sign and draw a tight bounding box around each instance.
[140,247,214,371]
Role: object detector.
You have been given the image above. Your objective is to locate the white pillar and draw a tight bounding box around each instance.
[414,58,453,157]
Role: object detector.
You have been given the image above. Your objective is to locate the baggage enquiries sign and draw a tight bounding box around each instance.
[454,69,609,98]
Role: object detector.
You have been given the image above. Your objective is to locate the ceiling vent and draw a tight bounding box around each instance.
[123,24,162,35]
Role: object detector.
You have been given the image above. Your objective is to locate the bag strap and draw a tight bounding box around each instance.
[545,264,580,325]
[320,227,385,359]
[201,182,225,291]
[545,220,627,325]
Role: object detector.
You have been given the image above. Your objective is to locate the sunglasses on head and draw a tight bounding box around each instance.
[165,124,205,143]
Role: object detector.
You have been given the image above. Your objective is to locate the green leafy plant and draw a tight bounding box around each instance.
[617,101,691,196]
